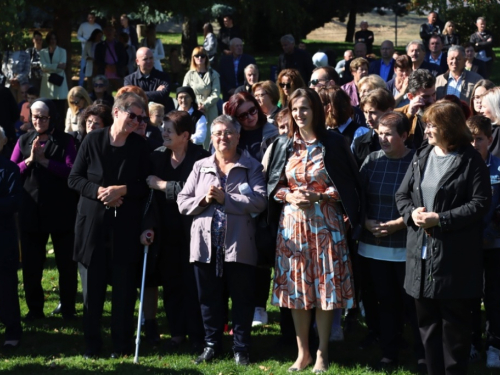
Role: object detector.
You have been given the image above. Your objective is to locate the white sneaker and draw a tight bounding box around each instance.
[251,307,268,326]
[486,346,500,368]
[329,325,344,342]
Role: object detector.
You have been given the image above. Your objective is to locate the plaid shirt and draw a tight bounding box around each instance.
[360,149,415,248]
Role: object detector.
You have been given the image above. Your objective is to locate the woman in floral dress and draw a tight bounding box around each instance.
[267,88,363,373]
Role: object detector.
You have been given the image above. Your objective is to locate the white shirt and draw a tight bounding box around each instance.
[77,22,102,51]
[188,107,207,145]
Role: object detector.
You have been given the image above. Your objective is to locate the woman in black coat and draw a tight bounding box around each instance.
[395,101,491,375]
[68,92,150,359]
[0,127,23,348]
[140,111,209,351]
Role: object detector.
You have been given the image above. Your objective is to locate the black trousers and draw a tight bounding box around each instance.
[356,255,380,334]
[369,258,424,361]
[415,297,473,375]
[79,248,138,354]
[254,266,272,308]
[20,230,77,315]
[472,248,500,350]
[160,243,204,341]
[194,258,255,353]
[0,262,22,341]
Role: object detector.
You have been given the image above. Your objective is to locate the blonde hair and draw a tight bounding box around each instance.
[148,102,165,118]
[190,46,209,71]
[442,21,456,35]
[67,86,92,115]
[356,74,386,92]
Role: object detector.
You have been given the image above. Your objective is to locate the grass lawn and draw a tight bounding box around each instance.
[0,247,498,375]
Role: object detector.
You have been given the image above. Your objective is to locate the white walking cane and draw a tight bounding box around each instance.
[134,231,152,364]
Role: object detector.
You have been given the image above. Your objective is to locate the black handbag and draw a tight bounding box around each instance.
[48,73,63,86]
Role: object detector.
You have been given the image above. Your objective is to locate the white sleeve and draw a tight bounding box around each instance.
[191,115,207,145]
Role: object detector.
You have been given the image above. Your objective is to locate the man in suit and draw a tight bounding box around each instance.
[277,34,314,84]
[369,40,395,82]
[424,35,448,73]
[124,47,174,112]
[435,45,482,103]
[219,38,256,100]
[406,40,443,77]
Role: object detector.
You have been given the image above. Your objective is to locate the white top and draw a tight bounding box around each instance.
[358,242,406,262]
[140,39,165,71]
[188,107,207,145]
[77,22,102,50]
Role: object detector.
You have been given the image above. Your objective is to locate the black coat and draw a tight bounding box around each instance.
[278,47,314,84]
[124,68,174,112]
[68,128,150,266]
[395,143,491,299]
[0,156,22,266]
[267,132,364,239]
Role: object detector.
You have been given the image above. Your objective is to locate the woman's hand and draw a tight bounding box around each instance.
[286,190,316,209]
[140,230,154,245]
[147,175,167,191]
[412,207,439,229]
[207,185,225,204]
[97,185,126,204]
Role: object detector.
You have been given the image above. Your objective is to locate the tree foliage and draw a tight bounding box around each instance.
[0,0,26,50]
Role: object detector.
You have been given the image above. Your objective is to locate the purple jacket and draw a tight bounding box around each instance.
[341,80,359,106]
[177,150,267,266]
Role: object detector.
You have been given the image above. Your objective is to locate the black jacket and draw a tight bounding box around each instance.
[267,132,364,239]
[219,53,256,100]
[278,47,314,84]
[68,128,150,266]
[369,59,395,82]
[395,143,491,299]
[94,40,128,78]
[0,156,22,267]
[352,130,381,168]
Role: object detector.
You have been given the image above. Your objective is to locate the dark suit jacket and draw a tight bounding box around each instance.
[419,60,445,77]
[277,47,314,84]
[94,40,128,78]
[124,68,174,112]
[219,53,256,100]
[424,52,448,73]
[369,59,395,81]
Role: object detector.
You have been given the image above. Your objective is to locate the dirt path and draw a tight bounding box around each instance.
[307,10,429,48]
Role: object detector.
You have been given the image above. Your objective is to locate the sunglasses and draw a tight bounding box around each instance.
[194,54,207,59]
[236,106,258,122]
[94,83,105,88]
[279,83,291,89]
[126,111,147,124]
[308,78,327,86]
[69,98,82,105]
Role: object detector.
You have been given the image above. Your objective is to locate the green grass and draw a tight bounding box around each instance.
[1,249,498,374]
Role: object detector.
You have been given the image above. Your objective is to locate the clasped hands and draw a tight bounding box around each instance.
[411,207,439,229]
[97,186,124,208]
[285,189,322,209]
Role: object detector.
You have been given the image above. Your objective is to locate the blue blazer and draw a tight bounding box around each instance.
[369,59,395,82]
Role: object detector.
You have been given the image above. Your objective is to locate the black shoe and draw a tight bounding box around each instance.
[359,331,380,350]
[51,303,62,315]
[194,347,217,364]
[23,311,45,321]
[234,351,250,366]
[145,319,161,345]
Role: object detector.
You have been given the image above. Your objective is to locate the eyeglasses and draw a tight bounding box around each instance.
[236,106,258,122]
[194,54,206,59]
[279,83,291,89]
[94,83,105,88]
[32,115,50,122]
[69,98,82,105]
[308,78,328,86]
[212,130,235,138]
[125,110,147,124]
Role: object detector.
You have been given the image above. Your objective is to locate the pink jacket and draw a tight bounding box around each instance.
[177,150,267,266]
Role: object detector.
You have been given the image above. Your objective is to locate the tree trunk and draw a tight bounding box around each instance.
[53,6,73,86]
[345,2,358,43]
[181,16,198,64]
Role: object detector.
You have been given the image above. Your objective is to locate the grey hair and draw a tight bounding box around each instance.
[113,92,147,112]
[477,17,485,23]
[210,114,241,133]
[244,64,258,74]
[93,74,109,87]
[280,34,295,44]
[229,38,242,47]
[406,40,425,53]
[31,100,49,112]
[448,45,465,57]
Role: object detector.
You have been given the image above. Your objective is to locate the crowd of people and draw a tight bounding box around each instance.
[0,10,499,375]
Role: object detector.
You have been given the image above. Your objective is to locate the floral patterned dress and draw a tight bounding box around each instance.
[272,133,355,310]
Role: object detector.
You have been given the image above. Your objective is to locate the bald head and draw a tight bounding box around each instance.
[136,47,154,74]
[230,38,243,57]
[380,40,395,61]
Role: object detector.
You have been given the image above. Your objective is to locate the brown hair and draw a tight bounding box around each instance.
[394,55,412,70]
[422,101,472,151]
[321,86,353,129]
[287,88,327,141]
[470,79,495,115]
[277,69,305,106]
[165,110,195,135]
[252,80,280,106]
[467,115,493,138]
[360,88,395,112]
[350,57,369,72]
[224,91,267,127]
